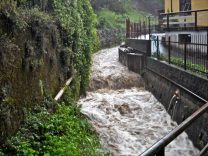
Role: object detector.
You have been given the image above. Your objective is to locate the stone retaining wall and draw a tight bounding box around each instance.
[144,57,208,150]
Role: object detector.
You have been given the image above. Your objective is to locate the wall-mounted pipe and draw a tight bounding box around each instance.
[168,89,181,119]
[54,77,73,101]
[146,67,207,104]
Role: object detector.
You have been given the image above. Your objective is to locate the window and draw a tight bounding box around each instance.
[179,0,191,15]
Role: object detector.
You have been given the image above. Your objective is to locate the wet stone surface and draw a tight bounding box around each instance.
[78,47,199,156]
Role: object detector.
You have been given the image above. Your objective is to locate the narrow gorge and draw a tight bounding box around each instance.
[78,47,200,156]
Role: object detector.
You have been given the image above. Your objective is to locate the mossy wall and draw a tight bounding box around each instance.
[0,0,98,144]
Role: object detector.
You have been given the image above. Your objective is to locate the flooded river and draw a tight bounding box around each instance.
[78,47,199,156]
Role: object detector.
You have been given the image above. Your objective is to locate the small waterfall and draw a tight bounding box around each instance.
[78,47,199,156]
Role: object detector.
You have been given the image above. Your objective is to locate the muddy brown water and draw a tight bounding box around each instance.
[78,47,199,156]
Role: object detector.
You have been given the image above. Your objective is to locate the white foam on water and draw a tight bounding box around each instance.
[78,47,199,156]
[89,47,143,91]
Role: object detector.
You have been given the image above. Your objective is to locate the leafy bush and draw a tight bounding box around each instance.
[2,95,101,155]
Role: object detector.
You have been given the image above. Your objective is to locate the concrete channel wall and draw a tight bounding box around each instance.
[119,39,208,150]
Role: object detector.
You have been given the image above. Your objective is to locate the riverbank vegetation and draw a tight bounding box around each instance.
[91,0,161,48]
[0,0,101,154]
[92,0,162,30]
[1,93,101,155]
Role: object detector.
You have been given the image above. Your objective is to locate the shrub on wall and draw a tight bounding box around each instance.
[53,0,99,96]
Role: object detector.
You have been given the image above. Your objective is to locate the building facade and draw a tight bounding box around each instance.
[164,0,208,27]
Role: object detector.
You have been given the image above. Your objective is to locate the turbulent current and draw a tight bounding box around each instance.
[78,47,199,156]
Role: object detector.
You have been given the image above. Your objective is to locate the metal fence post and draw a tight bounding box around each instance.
[168,36,171,64]
[156,148,165,156]
[134,22,136,38]
[148,16,151,40]
[195,11,198,31]
[184,37,187,70]
[144,21,146,39]
[206,30,208,78]
[167,14,170,31]
[184,18,187,30]
[140,21,142,39]
[157,36,160,59]
[126,19,127,38]
[132,22,134,38]
[136,23,138,38]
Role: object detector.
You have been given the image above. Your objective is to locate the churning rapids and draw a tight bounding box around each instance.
[78,47,199,156]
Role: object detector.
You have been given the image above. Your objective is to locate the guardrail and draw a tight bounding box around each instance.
[140,102,208,156]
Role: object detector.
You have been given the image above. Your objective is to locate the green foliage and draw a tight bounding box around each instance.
[0,2,27,33]
[97,9,123,30]
[0,150,4,156]
[27,7,52,23]
[169,56,206,74]
[152,52,206,75]
[0,0,101,154]
[53,0,99,95]
[0,0,17,9]
[0,0,98,95]
[95,1,150,30]
[2,96,101,155]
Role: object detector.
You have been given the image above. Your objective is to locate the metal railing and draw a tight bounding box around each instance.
[126,17,159,39]
[161,9,208,31]
[140,102,208,156]
[126,9,208,38]
[151,33,208,77]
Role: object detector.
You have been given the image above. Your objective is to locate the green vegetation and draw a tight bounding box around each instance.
[0,0,101,154]
[1,94,101,155]
[170,56,206,74]
[152,52,206,75]
[53,0,99,95]
[95,2,150,30]
[91,0,157,48]
[97,8,149,30]
[0,0,99,96]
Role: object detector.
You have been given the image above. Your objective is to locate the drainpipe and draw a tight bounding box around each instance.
[54,77,73,101]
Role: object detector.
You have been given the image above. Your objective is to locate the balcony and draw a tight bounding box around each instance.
[161,9,208,31]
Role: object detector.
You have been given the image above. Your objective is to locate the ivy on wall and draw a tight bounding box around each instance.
[0,0,99,96]
[0,0,101,155]
[53,0,99,95]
